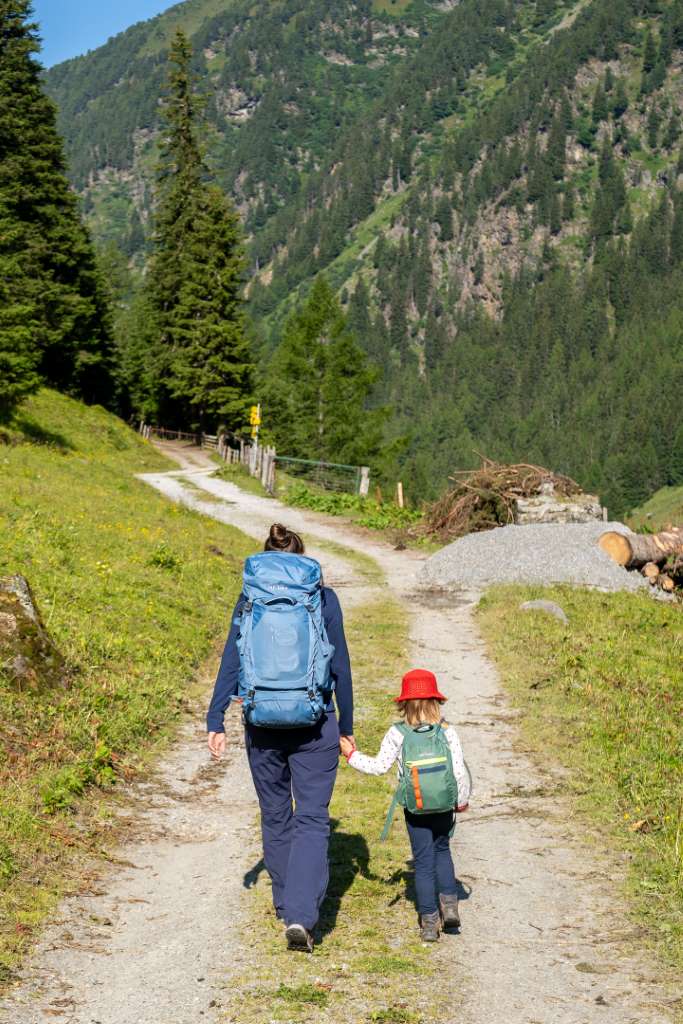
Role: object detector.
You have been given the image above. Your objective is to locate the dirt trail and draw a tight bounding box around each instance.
[1,442,674,1024]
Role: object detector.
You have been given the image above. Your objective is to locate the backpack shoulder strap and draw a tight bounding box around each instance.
[379,724,409,842]
[380,785,403,842]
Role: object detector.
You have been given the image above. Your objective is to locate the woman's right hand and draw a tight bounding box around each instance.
[208,731,226,760]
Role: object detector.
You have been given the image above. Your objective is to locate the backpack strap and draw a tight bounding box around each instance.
[380,786,403,842]
[380,724,409,841]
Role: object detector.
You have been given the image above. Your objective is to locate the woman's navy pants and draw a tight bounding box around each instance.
[404,809,458,916]
[245,712,340,930]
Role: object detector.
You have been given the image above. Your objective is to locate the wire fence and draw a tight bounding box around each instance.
[275,456,369,496]
[139,422,370,498]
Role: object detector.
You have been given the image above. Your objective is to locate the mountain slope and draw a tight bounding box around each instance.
[45,0,683,515]
[45,0,449,253]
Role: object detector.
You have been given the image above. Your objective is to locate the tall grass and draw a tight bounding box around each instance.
[0,391,253,979]
[478,585,683,970]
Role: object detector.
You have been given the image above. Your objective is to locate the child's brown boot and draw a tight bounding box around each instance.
[439,893,461,929]
[419,912,440,942]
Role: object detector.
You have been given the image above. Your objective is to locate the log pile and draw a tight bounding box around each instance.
[599,527,683,595]
[422,457,586,540]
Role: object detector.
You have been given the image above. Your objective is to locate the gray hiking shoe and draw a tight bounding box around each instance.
[285,923,314,953]
[419,912,441,942]
[439,893,461,929]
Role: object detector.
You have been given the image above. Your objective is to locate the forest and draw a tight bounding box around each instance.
[2,0,683,516]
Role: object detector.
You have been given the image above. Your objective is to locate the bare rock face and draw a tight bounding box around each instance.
[0,576,67,691]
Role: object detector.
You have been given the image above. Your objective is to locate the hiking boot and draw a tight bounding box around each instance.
[419,912,440,943]
[439,893,461,929]
[285,923,314,953]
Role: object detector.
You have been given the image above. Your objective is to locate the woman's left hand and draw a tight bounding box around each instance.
[340,735,356,758]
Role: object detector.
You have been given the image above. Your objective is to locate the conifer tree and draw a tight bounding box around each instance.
[547,110,567,180]
[434,195,454,241]
[647,104,661,149]
[642,28,657,76]
[562,183,576,222]
[0,0,113,416]
[612,79,629,119]
[263,277,383,464]
[592,83,608,126]
[145,30,253,429]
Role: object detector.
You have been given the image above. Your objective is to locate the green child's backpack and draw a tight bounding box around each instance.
[380,722,459,841]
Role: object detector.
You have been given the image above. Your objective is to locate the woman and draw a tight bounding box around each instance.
[207,523,354,953]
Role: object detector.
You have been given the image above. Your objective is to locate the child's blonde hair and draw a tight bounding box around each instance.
[398,697,445,727]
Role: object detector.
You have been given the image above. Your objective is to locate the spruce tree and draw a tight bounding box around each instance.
[0,0,113,415]
[547,110,567,180]
[145,30,253,429]
[612,79,629,119]
[0,242,41,419]
[592,84,608,126]
[263,277,383,465]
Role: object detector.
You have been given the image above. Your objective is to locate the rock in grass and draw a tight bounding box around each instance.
[520,599,569,625]
[0,575,67,691]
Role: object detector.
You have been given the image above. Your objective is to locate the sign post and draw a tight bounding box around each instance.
[250,403,262,446]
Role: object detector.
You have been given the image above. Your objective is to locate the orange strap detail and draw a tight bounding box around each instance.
[411,765,423,810]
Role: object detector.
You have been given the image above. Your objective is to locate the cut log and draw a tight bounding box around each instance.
[642,562,660,580]
[660,576,675,592]
[599,527,683,570]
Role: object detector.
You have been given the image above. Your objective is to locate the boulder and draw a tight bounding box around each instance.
[0,576,67,691]
[520,600,569,625]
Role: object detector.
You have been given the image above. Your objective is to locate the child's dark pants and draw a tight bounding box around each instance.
[404,809,457,916]
[245,712,340,931]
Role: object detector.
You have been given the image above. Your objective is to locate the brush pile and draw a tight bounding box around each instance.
[422,457,584,540]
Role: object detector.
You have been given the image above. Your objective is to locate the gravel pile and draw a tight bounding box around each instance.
[421,521,646,593]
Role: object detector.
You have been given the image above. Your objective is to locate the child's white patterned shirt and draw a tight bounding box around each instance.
[348,723,471,804]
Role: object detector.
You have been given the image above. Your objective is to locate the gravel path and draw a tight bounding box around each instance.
[0,442,674,1024]
[422,521,646,592]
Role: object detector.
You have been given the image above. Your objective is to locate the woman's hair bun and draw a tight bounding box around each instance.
[265,523,305,554]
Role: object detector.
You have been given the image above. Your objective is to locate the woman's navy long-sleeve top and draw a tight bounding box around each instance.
[206,587,354,735]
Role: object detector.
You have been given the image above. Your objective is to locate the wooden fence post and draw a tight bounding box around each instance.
[396,482,404,509]
[268,450,277,494]
[359,466,370,498]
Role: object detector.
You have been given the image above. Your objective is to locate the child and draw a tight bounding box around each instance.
[340,668,470,942]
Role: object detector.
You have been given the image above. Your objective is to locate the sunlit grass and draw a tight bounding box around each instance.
[478,585,683,972]
[0,390,253,980]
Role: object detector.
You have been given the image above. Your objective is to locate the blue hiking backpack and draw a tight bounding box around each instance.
[236,552,335,729]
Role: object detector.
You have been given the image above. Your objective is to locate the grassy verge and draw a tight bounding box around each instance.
[628,485,683,532]
[223,598,464,1024]
[0,391,254,981]
[313,538,386,586]
[212,459,275,499]
[477,585,683,971]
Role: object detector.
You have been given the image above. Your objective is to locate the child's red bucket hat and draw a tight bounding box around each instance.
[394,669,447,702]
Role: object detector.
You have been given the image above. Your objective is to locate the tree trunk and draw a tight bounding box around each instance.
[599,527,683,569]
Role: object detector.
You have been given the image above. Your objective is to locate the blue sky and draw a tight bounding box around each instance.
[32,0,176,67]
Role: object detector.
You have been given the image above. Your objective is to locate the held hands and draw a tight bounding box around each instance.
[456,803,469,813]
[207,731,226,760]
[339,735,356,759]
